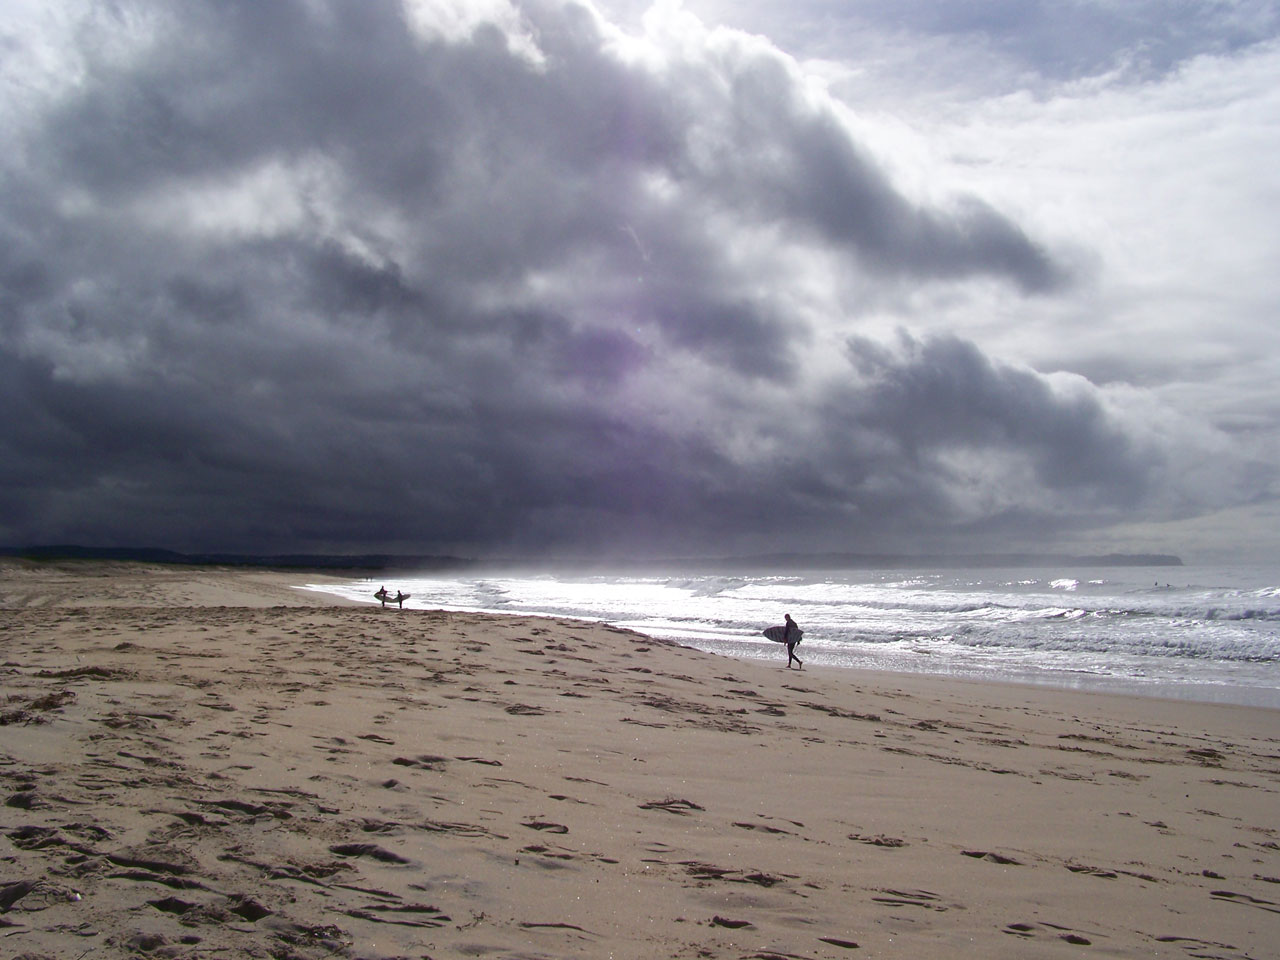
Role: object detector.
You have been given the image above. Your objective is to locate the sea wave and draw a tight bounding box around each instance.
[1206,607,1280,622]
[940,624,1279,662]
[667,577,749,597]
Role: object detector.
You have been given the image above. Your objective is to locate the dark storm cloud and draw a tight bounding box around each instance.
[682,51,1065,292]
[0,0,1249,556]
[842,332,1146,503]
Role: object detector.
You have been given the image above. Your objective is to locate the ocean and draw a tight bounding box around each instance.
[302,564,1280,709]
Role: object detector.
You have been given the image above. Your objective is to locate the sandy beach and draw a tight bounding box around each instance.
[2,560,1277,959]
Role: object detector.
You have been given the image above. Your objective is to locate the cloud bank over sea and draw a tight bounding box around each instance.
[1,1,1275,559]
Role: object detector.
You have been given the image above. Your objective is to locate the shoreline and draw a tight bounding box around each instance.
[2,560,1278,958]
[300,577,1280,712]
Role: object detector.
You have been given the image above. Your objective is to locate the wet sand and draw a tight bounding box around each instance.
[2,560,1278,958]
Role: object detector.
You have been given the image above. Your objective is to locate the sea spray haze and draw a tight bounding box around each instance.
[306,562,1280,707]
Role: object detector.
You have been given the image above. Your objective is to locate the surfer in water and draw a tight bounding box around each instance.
[783,613,802,669]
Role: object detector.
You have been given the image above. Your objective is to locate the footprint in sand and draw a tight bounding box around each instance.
[734,821,794,836]
[683,863,785,887]
[1004,921,1093,944]
[518,920,594,935]
[347,902,452,928]
[962,849,1021,865]
[521,820,569,834]
[1153,934,1241,952]
[872,889,948,911]
[1209,890,1280,914]
[1066,863,1118,879]
[638,797,704,815]
[850,832,906,847]
[391,755,450,770]
[522,843,575,861]
[818,936,861,949]
[328,842,411,864]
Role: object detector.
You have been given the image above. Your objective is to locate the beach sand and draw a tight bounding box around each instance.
[1,560,1277,959]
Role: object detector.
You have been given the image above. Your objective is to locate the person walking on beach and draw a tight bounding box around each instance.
[783,613,802,669]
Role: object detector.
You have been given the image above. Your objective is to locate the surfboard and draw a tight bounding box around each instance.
[762,625,801,644]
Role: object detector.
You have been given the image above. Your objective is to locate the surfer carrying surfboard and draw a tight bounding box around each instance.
[374,586,410,609]
[761,615,804,668]
[782,614,803,668]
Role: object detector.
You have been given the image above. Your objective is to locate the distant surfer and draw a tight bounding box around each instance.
[374,586,409,609]
[783,613,802,669]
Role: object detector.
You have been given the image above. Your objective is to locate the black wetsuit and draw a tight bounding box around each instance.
[784,619,802,668]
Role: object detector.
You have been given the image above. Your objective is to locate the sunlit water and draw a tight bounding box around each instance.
[302,564,1280,708]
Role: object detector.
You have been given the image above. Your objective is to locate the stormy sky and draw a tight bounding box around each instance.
[2,0,1277,562]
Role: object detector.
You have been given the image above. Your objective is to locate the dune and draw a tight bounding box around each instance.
[1,559,1277,958]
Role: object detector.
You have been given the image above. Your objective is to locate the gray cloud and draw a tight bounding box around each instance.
[683,0,1280,95]
[0,0,1261,558]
